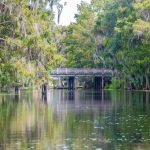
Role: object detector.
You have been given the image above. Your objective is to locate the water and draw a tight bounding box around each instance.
[0,90,150,150]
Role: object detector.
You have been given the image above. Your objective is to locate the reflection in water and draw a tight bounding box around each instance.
[0,90,150,150]
[68,90,75,101]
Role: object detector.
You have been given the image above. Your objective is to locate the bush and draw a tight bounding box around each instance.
[106,78,124,89]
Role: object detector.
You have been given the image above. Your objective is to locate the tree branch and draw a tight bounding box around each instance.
[0,21,12,25]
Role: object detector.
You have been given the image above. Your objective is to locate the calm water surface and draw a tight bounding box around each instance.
[0,90,150,150]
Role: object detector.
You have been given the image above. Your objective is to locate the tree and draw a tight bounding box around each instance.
[64,2,96,68]
[0,0,63,91]
[94,0,150,89]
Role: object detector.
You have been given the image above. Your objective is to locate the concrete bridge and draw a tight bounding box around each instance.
[51,68,113,76]
[50,68,113,89]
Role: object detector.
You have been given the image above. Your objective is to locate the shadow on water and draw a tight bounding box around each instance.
[68,90,75,101]
[0,90,150,150]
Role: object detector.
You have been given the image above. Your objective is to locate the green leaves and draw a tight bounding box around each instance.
[93,0,150,89]
[64,2,96,68]
[0,0,63,90]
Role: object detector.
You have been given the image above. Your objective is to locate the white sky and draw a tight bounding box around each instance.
[55,0,91,25]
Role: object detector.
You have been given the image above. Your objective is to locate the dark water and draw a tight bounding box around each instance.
[0,90,150,150]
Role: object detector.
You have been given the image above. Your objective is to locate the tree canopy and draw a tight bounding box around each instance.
[0,0,63,90]
[0,0,150,90]
[63,0,150,89]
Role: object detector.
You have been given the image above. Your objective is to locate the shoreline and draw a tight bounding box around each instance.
[0,88,150,95]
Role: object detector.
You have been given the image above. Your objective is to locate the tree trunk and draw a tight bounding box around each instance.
[145,73,149,89]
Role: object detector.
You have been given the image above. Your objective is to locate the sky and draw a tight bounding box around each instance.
[55,0,91,25]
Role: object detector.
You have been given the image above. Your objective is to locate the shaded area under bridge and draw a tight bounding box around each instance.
[50,68,113,89]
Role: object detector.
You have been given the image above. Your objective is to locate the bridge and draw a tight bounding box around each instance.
[51,68,113,76]
[50,68,113,89]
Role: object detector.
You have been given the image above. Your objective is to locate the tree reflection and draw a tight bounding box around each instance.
[0,90,150,149]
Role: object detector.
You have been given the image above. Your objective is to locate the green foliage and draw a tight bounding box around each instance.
[93,0,150,89]
[63,0,150,89]
[106,78,124,89]
[64,2,96,68]
[0,0,149,90]
[0,0,63,91]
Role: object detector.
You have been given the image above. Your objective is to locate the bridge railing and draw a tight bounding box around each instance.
[51,68,113,75]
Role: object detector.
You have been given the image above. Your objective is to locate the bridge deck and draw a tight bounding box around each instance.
[51,68,113,76]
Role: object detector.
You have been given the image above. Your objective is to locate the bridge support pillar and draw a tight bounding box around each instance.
[58,77,61,87]
[58,77,65,88]
[75,77,78,89]
[68,77,75,90]
[94,76,104,89]
[102,76,104,89]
